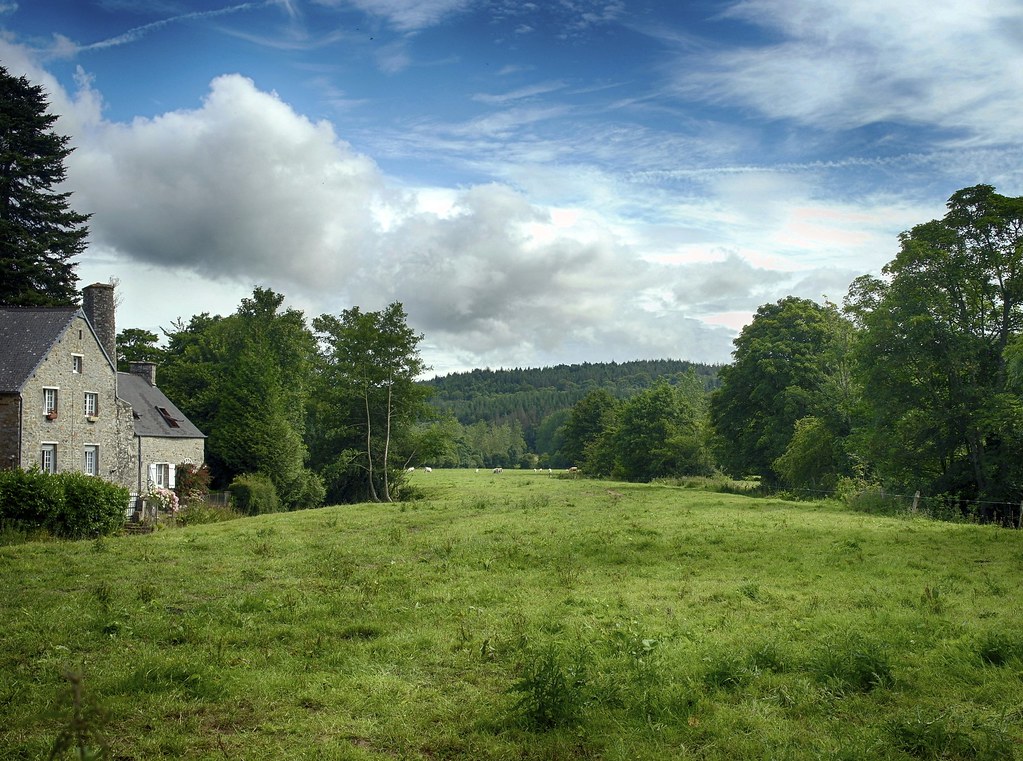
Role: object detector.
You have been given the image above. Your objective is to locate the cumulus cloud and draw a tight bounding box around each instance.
[69,74,387,292]
[43,69,740,370]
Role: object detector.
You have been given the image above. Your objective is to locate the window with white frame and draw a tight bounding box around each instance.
[72,354,83,373]
[83,445,99,476]
[40,444,57,473]
[151,463,174,489]
[43,387,58,416]
[84,392,98,417]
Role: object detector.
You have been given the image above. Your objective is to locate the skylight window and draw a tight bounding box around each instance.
[156,406,180,428]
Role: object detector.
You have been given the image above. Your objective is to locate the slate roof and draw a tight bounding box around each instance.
[0,307,79,393]
[117,372,206,439]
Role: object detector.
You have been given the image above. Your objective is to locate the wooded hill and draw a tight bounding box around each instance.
[422,359,721,452]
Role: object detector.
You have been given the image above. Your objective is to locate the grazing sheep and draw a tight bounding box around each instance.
[406,466,415,473]
[493,467,504,474]
[424,466,432,473]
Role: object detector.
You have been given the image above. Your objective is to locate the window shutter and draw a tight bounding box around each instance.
[168,464,176,489]
[148,463,157,486]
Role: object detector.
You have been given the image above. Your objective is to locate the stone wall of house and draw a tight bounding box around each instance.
[138,437,205,493]
[0,394,21,468]
[18,315,135,488]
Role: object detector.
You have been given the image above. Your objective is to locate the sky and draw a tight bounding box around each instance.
[3,0,1023,376]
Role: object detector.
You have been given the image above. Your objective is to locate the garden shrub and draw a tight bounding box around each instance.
[56,472,129,538]
[0,468,127,539]
[173,463,211,505]
[228,473,282,516]
[0,467,64,525]
[280,468,326,510]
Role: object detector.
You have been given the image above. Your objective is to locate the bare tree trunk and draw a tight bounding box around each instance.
[382,378,394,502]
[363,387,379,502]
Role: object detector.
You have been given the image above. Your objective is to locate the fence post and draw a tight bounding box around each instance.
[1018,500,1022,530]
[912,491,920,513]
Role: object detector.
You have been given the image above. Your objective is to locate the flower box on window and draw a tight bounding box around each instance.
[45,411,58,420]
[86,415,98,423]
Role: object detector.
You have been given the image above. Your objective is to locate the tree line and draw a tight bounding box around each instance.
[7,65,1023,517]
[712,185,1023,518]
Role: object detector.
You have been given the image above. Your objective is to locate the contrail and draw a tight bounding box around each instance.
[77,1,267,52]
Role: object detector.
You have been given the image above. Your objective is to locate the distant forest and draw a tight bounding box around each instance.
[422,359,721,454]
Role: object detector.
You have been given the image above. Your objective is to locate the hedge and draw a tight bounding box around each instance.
[0,468,129,539]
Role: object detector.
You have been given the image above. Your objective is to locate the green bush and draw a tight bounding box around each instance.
[0,467,64,525]
[228,473,282,516]
[55,472,129,538]
[173,463,211,505]
[0,468,127,539]
[280,468,326,510]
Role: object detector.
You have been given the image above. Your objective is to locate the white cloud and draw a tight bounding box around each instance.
[683,0,1023,143]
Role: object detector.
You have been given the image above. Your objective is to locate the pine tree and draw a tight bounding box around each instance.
[0,66,89,305]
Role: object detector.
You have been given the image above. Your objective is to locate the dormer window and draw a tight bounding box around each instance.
[72,354,83,374]
[156,406,180,428]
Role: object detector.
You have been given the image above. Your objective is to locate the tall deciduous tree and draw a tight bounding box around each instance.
[0,67,88,306]
[847,185,1023,501]
[711,297,850,484]
[116,328,165,371]
[559,388,618,470]
[160,288,321,507]
[612,378,713,481]
[313,303,430,503]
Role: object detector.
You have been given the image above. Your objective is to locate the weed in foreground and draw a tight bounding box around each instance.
[886,710,1015,760]
[809,636,894,694]
[976,630,1023,666]
[48,671,108,761]
[511,642,590,730]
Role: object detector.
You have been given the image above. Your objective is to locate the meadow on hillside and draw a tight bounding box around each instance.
[2,469,1022,760]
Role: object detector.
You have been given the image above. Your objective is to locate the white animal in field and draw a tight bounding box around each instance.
[406,466,415,473]
[493,467,503,474]
[424,466,432,473]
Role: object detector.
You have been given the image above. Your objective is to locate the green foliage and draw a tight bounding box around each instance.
[311,303,430,502]
[559,388,619,468]
[48,671,108,761]
[228,473,282,516]
[56,472,129,539]
[175,500,240,527]
[0,66,87,306]
[0,466,64,525]
[773,416,847,493]
[511,642,590,730]
[712,297,852,485]
[115,327,165,371]
[160,288,317,507]
[847,185,1023,502]
[278,468,326,510]
[0,468,126,539]
[426,359,720,460]
[612,378,714,481]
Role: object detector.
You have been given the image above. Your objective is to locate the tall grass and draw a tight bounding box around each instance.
[2,468,1021,759]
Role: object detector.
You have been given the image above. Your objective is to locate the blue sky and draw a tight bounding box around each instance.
[3,0,1022,375]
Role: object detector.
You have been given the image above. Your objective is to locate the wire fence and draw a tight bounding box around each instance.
[766,486,1023,529]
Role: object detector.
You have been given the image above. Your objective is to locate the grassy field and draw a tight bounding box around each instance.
[2,469,1022,760]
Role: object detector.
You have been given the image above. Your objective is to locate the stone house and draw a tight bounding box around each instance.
[0,283,204,498]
